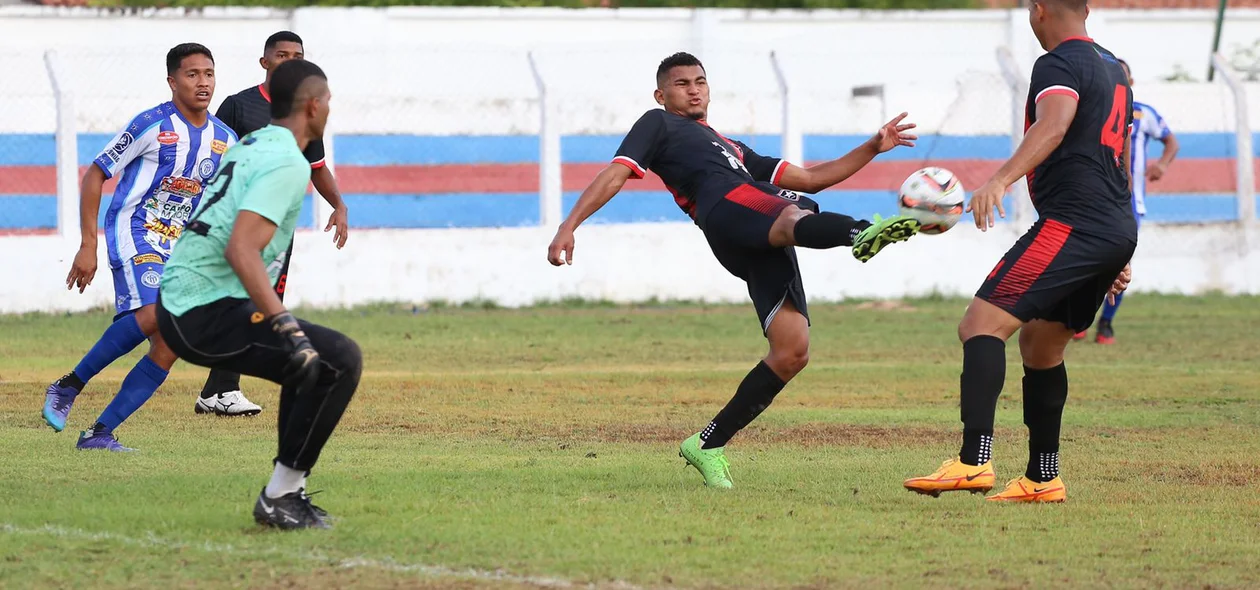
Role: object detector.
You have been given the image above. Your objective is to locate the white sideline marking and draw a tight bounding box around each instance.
[1,523,643,589]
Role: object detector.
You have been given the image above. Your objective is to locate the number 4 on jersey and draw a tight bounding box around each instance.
[1100,84,1128,167]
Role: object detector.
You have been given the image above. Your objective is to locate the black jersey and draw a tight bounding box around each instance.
[215,84,326,168]
[613,109,786,221]
[1024,37,1134,235]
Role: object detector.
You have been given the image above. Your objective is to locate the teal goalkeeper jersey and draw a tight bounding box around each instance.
[160,125,310,316]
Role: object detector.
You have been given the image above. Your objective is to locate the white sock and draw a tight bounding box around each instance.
[265,463,305,499]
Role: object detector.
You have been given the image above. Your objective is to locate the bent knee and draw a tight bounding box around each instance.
[767,346,809,379]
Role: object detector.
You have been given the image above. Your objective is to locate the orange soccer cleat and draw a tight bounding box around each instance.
[903,457,996,497]
[986,476,1067,503]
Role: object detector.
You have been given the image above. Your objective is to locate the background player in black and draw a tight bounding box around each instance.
[197,31,351,417]
[905,0,1135,503]
[547,52,922,488]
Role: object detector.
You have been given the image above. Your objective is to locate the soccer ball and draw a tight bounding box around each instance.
[898,167,965,235]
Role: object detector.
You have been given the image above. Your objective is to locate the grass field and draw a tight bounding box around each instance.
[2,295,1259,589]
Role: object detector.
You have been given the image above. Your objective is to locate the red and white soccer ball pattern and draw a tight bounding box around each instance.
[898,167,965,235]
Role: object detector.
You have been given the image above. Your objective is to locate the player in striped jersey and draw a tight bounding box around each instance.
[42,43,236,451]
[1077,58,1178,344]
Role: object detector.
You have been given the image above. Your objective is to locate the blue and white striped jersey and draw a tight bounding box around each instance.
[1130,101,1171,216]
[94,101,236,268]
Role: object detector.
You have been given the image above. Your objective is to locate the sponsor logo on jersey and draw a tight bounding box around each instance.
[157,131,180,145]
[211,139,228,154]
[157,176,203,199]
[143,218,183,241]
[198,158,217,180]
[132,253,164,265]
[140,270,162,289]
[144,194,195,222]
[250,312,265,324]
[104,133,134,163]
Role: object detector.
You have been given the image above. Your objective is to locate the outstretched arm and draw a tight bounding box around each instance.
[546,163,633,266]
[776,113,917,194]
[66,165,107,293]
[968,94,1077,230]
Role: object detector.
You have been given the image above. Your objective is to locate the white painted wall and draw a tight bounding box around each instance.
[2,6,1260,135]
[3,7,1259,312]
[4,224,1257,314]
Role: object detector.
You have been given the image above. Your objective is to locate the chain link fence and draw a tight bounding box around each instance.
[5,40,1253,234]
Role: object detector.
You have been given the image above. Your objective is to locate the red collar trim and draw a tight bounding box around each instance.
[1063,36,1094,43]
[258,83,271,103]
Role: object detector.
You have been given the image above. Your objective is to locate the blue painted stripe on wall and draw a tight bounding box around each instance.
[0,131,1254,166]
[333,135,540,166]
[338,193,539,228]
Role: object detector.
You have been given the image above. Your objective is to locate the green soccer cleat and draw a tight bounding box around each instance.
[679,432,733,489]
[851,214,921,263]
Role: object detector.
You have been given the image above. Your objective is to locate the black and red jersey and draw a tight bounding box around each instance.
[613,109,787,222]
[215,84,326,169]
[1024,37,1135,236]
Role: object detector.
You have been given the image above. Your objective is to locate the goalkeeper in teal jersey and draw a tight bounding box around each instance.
[158,60,361,530]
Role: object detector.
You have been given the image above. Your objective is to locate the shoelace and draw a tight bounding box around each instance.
[300,489,329,518]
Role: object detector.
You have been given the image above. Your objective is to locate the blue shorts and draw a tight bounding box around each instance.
[111,249,166,316]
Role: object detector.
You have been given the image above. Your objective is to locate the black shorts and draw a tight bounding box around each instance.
[157,296,355,387]
[700,183,818,336]
[976,217,1136,332]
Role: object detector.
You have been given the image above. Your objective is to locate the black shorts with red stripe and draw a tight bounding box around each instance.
[700,182,819,336]
[976,217,1135,332]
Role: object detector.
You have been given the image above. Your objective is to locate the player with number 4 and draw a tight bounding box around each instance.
[904,0,1135,503]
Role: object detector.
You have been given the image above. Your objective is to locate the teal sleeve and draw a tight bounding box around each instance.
[238,159,309,225]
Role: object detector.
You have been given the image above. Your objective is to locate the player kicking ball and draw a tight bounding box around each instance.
[158,60,361,529]
[43,43,236,450]
[904,0,1134,503]
[197,30,350,416]
[547,52,921,489]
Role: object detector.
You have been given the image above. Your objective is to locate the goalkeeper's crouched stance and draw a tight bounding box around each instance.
[157,58,361,530]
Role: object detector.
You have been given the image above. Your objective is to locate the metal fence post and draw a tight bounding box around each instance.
[44,50,79,241]
[529,52,562,228]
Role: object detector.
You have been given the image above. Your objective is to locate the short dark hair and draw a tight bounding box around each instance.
[265,31,304,52]
[166,43,213,76]
[270,59,327,119]
[656,52,705,86]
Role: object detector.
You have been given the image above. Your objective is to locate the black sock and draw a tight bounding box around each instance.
[1023,363,1068,482]
[90,421,110,435]
[958,335,1007,465]
[792,212,870,249]
[57,371,86,392]
[200,369,242,399]
[700,361,787,449]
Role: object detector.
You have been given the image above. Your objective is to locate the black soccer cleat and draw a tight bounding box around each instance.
[253,487,332,530]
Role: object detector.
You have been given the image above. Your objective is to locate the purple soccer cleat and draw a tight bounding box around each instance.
[42,381,79,433]
[76,429,135,452]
